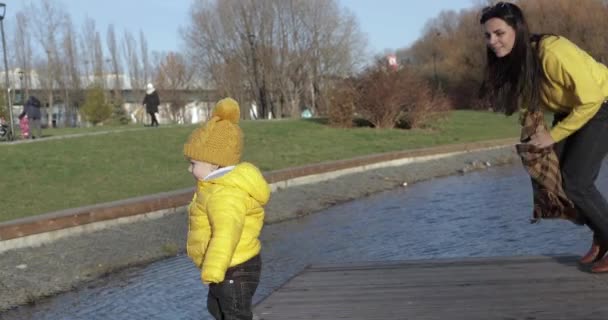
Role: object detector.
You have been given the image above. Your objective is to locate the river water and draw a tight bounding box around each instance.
[4,163,606,320]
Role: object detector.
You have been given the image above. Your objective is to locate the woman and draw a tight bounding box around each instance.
[18,96,42,139]
[480,2,608,272]
[143,83,160,127]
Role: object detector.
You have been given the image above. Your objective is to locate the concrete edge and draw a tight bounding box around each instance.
[0,207,186,253]
[270,150,464,191]
[0,138,517,252]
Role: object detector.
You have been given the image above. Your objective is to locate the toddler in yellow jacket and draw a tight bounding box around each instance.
[183,97,270,320]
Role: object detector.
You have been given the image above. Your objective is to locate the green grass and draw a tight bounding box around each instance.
[0,110,519,222]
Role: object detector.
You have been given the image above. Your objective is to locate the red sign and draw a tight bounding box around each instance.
[387,54,398,70]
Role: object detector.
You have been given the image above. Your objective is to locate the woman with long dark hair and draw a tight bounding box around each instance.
[480,2,608,272]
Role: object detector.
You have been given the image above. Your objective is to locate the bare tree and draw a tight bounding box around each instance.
[106,24,122,102]
[183,0,251,114]
[267,0,366,118]
[393,0,608,109]
[122,30,143,102]
[80,18,105,84]
[272,0,311,117]
[237,0,273,118]
[93,32,104,84]
[304,1,366,115]
[13,11,33,99]
[61,14,82,126]
[155,51,194,123]
[80,17,98,87]
[28,0,67,127]
[182,0,366,120]
[521,0,608,62]
[139,30,151,86]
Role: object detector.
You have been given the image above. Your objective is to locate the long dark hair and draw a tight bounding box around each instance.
[479,2,544,115]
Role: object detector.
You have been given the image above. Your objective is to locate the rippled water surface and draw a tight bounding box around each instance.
[6,163,608,320]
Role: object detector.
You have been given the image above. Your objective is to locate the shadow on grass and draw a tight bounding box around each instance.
[302,117,377,128]
[353,118,374,128]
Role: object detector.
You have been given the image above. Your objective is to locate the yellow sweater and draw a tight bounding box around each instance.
[187,162,270,284]
[539,36,608,142]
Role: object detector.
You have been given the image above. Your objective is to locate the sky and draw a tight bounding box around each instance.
[340,0,476,52]
[4,0,478,55]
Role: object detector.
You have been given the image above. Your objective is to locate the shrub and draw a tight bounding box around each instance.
[109,97,130,125]
[81,84,112,125]
[354,62,450,129]
[327,80,357,128]
[398,85,452,129]
[354,62,407,128]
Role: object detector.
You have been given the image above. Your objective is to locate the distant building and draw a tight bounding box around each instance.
[2,68,219,127]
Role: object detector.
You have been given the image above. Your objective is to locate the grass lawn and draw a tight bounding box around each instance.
[0,110,520,222]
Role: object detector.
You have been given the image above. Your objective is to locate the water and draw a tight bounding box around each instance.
[5,163,607,320]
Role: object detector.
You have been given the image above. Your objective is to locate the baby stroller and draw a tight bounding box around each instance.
[0,118,12,141]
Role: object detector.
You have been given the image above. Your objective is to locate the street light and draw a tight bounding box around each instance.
[18,69,24,102]
[0,2,14,140]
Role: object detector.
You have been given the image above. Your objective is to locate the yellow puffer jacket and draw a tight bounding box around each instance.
[538,36,608,142]
[187,162,270,284]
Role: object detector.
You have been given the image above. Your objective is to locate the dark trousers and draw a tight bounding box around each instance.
[29,118,41,139]
[149,112,159,126]
[554,101,608,241]
[207,255,261,320]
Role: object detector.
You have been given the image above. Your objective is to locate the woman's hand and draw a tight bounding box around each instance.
[529,128,555,148]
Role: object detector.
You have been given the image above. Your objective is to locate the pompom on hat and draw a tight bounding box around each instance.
[183,98,243,166]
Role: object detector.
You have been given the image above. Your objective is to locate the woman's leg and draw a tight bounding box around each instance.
[555,134,604,264]
[150,112,159,126]
[555,103,608,267]
[32,118,41,139]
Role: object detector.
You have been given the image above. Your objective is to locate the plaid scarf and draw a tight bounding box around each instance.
[515,111,583,225]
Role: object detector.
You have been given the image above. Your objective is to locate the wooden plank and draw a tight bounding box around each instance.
[254,256,608,320]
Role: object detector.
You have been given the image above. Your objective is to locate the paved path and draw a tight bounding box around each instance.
[0,125,175,146]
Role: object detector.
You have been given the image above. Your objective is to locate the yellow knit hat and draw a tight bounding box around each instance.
[183,98,243,166]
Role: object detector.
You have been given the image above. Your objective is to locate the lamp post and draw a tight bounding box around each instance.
[18,69,24,103]
[46,49,58,128]
[0,3,14,140]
